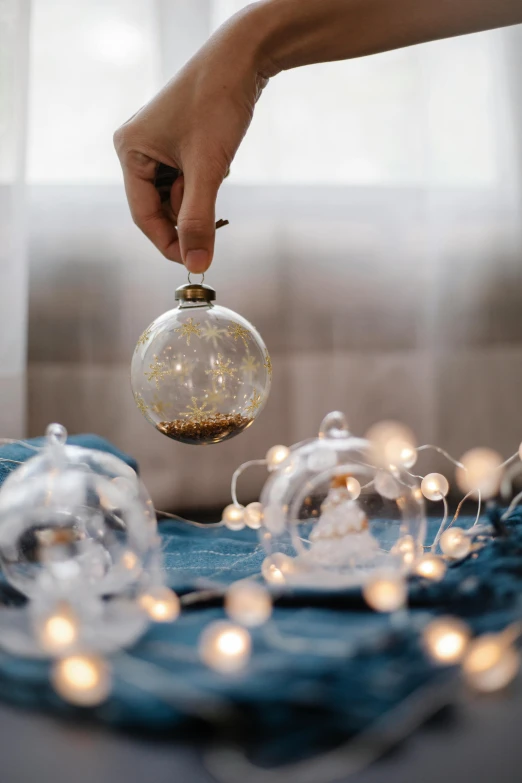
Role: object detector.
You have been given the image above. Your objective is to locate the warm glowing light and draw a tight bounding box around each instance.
[423,617,470,664]
[261,553,295,584]
[222,504,245,530]
[366,421,416,468]
[243,502,263,530]
[266,445,290,471]
[363,571,407,612]
[199,621,251,673]
[122,550,139,570]
[225,581,272,627]
[52,655,111,706]
[139,587,180,622]
[456,448,503,500]
[391,535,421,567]
[463,635,520,692]
[421,473,449,501]
[415,554,447,581]
[345,477,361,500]
[440,528,472,560]
[37,603,78,654]
[399,446,417,469]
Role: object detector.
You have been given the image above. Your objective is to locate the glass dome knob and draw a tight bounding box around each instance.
[319,411,350,439]
[46,423,68,447]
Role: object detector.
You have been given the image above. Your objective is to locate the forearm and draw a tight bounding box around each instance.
[235,0,522,76]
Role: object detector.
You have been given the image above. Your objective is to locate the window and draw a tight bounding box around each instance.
[27,0,501,186]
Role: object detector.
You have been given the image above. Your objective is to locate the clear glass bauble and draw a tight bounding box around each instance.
[259,412,426,588]
[0,424,158,599]
[130,280,271,445]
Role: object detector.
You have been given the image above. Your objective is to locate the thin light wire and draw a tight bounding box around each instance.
[430,495,448,553]
[500,462,522,500]
[449,488,482,529]
[231,459,267,506]
[501,490,522,521]
[497,452,519,471]
[154,508,224,528]
[416,444,465,470]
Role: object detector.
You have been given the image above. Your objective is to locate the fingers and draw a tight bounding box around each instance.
[176,163,223,274]
[122,169,182,263]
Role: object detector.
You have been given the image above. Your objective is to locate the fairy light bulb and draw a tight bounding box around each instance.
[225,581,272,627]
[366,421,416,468]
[362,571,407,612]
[391,535,421,567]
[415,554,447,581]
[399,445,417,469]
[266,445,290,471]
[131,279,271,445]
[199,621,251,673]
[456,448,503,499]
[52,655,111,706]
[37,602,78,654]
[122,550,139,571]
[421,473,449,501]
[139,586,180,622]
[423,617,470,664]
[463,635,520,692]
[345,477,361,500]
[243,502,263,530]
[222,504,245,530]
[261,553,295,584]
[440,527,472,559]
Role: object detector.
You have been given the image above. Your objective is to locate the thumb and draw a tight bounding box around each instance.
[176,162,222,274]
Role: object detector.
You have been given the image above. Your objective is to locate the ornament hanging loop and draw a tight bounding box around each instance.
[187,272,205,286]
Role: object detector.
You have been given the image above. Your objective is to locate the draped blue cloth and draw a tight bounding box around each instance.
[0,437,521,764]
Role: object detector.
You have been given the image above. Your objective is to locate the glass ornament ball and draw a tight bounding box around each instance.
[131,280,271,445]
[0,424,158,599]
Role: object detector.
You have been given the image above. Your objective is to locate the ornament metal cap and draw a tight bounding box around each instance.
[175,277,216,304]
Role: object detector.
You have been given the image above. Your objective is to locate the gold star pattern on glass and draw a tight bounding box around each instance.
[175,317,202,345]
[144,355,169,388]
[134,393,148,416]
[240,353,259,381]
[245,389,262,416]
[203,386,227,413]
[182,397,209,421]
[263,349,272,380]
[227,323,250,348]
[136,325,152,348]
[150,397,167,417]
[200,321,226,349]
[205,353,237,383]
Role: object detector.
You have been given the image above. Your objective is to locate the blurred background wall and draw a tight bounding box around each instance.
[3,0,522,510]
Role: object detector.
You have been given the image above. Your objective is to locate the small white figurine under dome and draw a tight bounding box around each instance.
[306,476,379,568]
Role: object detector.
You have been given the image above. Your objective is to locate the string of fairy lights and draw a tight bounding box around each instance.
[1,423,522,730]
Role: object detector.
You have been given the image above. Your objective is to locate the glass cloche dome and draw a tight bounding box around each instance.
[0,424,158,599]
[259,412,426,588]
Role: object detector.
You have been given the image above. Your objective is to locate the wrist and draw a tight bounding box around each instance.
[225,0,292,78]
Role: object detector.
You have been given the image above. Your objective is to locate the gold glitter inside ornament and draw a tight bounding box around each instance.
[131,277,271,445]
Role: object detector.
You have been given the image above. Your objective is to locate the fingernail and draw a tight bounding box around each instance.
[185,249,209,273]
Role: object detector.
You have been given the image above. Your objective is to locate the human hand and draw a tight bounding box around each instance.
[114,12,270,273]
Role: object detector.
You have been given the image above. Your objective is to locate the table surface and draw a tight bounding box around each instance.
[1,676,521,783]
